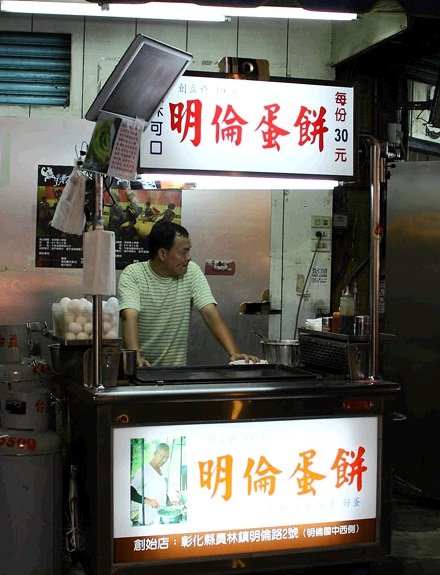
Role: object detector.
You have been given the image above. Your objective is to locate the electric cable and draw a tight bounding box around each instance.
[293,233,322,340]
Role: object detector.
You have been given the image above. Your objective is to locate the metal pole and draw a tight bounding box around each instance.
[92,173,104,391]
[361,134,382,382]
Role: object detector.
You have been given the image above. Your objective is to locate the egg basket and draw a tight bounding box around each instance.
[51,297,120,341]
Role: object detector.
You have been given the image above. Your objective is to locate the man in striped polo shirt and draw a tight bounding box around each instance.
[118,220,260,367]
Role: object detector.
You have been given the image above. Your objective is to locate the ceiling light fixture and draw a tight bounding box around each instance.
[0,1,357,22]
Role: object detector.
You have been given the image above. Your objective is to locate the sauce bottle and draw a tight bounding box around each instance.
[339,287,355,335]
[332,311,340,333]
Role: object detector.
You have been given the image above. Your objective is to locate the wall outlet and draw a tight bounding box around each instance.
[311,215,332,251]
[311,228,332,241]
[311,215,332,228]
[311,238,331,252]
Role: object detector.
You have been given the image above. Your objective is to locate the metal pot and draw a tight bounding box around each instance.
[260,339,300,367]
[158,505,183,524]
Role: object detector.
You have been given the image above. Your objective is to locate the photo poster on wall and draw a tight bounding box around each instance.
[35,164,182,270]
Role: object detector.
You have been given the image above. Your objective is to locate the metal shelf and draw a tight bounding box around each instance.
[47,331,122,347]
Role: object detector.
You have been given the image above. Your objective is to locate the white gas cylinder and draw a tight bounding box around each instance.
[0,429,61,575]
[0,362,50,432]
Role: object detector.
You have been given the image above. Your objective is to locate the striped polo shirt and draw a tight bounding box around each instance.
[117,260,216,366]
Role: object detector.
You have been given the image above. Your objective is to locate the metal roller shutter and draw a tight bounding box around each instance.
[0,32,71,106]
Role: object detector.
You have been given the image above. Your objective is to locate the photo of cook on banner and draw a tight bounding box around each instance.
[130,437,187,526]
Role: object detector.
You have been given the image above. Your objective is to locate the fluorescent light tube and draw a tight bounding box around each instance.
[0,1,357,22]
[137,174,339,190]
[225,6,357,21]
[0,1,227,21]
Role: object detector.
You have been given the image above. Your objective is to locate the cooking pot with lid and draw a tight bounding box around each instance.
[260,339,300,367]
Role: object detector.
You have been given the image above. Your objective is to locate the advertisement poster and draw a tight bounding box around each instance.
[35,164,182,270]
[113,416,379,564]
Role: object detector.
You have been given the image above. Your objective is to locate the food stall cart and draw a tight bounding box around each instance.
[54,34,400,575]
[65,364,399,575]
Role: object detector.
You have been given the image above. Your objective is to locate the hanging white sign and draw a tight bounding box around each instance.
[140,75,355,179]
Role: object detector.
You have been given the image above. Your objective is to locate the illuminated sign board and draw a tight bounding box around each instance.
[113,416,378,564]
[140,75,355,179]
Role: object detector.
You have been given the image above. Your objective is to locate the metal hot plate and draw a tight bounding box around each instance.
[133,363,321,385]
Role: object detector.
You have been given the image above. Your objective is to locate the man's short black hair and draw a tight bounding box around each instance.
[148,220,189,259]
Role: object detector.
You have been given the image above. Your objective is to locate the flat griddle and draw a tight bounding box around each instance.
[133,363,321,385]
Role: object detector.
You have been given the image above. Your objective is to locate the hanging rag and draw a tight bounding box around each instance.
[50,166,86,235]
[82,228,116,296]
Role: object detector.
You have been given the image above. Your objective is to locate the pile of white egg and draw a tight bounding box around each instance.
[52,296,120,340]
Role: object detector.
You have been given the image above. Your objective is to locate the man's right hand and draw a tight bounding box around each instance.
[137,352,150,368]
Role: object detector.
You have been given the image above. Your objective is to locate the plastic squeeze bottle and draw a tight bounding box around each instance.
[339,286,355,335]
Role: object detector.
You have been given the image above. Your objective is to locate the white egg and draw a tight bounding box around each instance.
[103,312,113,323]
[105,330,118,339]
[76,314,88,325]
[63,312,75,325]
[67,321,82,335]
[60,297,71,308]
[84,322,93,335]
[76,332,90,340]
[67,299,82,312]
[65,332,76,340]
[107,297,119,307]
[106,302,119,314]
[103,321,112,334]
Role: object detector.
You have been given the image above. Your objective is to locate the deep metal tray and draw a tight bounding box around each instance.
[298,327,369,343]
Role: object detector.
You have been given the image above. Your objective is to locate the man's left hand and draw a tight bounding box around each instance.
[229,353,260,364]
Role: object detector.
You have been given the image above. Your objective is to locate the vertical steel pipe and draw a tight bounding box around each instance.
[362,134,382,382]
[92,173,104,390]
